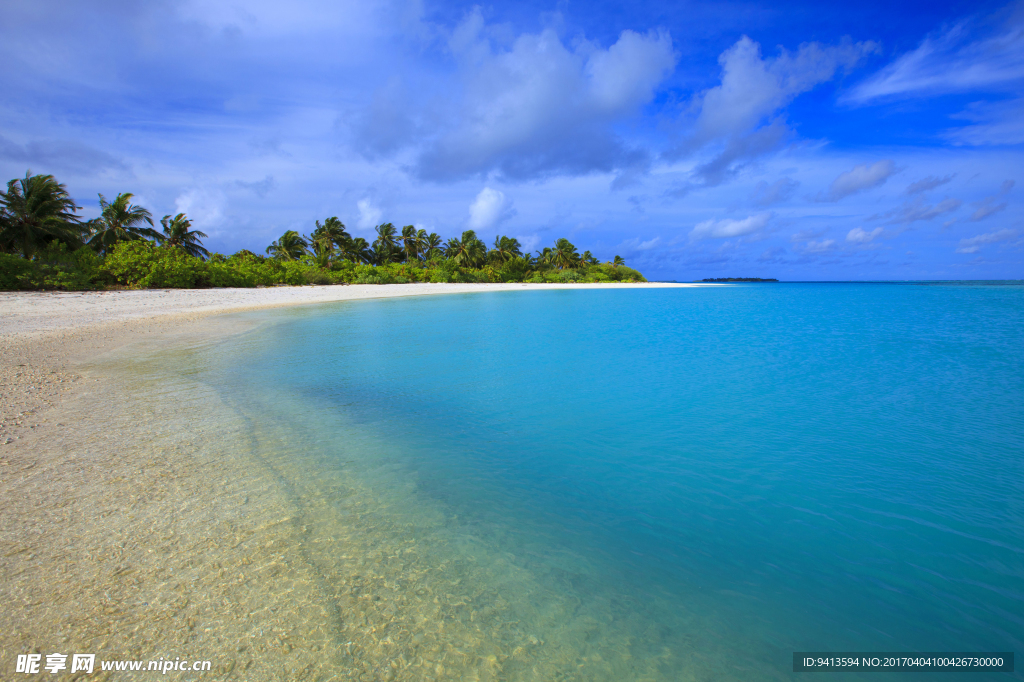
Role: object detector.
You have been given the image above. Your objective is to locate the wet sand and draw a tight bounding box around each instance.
[0,283,698,681]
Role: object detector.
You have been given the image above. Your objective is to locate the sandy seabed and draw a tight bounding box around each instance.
[0,283,701,682]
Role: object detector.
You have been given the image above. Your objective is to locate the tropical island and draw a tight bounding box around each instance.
[0,172,646,290]
[700,277,779,282]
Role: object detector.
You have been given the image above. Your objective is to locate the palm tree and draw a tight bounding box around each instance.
[447,230,487,267]
[374,223,397,250]
[400,224,421,262]
[340,236,371,264]
[536,246,554,267]
[612,255,625,267]
[266,230,309,260]
[415,228,431,261]
[580,250,599,266]
[312,217,349,248]
[0,171,84,258]
[365,245,384,266]
[488,235,522,264]
[443,237,461,258]
[498,254,534,281]
[549,238,580,269]
[314,240,335,268]
[423,232,443,259]
[159,213,210,259]
[372,222,402,263]
[87,193,160,255]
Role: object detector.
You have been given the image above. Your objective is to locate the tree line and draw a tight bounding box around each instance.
[269,221,626,271]
[0,171,214,257]
[0,171,645,289]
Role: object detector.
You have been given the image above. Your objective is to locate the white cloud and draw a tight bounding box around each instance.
[467,187,515,230]
[175,188,224,232]
[356,198,382,230]
[414,12,676,180]
[693,37,875,143]
[803,238,836,253]
[516,234,540,253]
[956,228,1018,253]
[847,227,883,243]
[690,212,771,240]
[619,235,662,252]
[824,160,895,201]
[681,36,877,184]
[586,29,678,114]
[846,19,1024,102]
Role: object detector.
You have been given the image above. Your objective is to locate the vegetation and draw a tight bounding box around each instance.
[0,171,646,290]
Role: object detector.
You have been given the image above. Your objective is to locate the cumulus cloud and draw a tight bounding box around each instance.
[822,160,895,201]
[467,187,515,230]
[751,177,799,206]
[677,36,877,185]
[690,212,771,240]
[846,18,1024,102]
[906,174,954,194]
[802,238,836,253]
[516,234,540,253]
[175,188,225,232]
[412,11,676,181]
[847,226,883,243]
[956,228,1018,253]
[357,198,382,230]
[970,179,1014,221]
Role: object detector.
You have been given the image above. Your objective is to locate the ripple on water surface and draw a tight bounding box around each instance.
[117,284,1024,681]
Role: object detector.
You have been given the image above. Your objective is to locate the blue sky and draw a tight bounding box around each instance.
[1,0,1021,280]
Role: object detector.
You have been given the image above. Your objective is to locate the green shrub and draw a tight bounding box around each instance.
[353,265,408,284]
[426,259,459,283]
[0,253,39,290]
[101,240,209,288]
[0,243,102,290]
[497,257,532,282]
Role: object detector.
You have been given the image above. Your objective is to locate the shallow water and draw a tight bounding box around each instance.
[129,284,1023,680]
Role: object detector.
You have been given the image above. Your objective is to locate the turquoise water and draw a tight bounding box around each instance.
[203,284,1023,680]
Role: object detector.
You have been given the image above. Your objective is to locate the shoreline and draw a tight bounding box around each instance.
[0,282,703,338]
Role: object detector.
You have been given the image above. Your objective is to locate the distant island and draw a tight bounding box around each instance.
[701,277,779,282]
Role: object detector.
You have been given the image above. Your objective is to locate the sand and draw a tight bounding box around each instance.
[0,282,698,681]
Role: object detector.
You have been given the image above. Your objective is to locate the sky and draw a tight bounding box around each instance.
[1,0,1022,280]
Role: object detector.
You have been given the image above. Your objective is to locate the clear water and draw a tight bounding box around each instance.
[193,284,1024,680]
